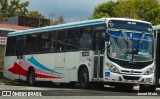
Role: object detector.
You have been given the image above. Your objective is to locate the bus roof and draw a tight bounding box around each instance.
[8,18,151,37]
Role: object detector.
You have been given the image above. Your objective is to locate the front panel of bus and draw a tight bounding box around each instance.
[104,19,154,84]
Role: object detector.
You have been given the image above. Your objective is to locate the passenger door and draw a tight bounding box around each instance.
[16,35,26,80]
[93,26,106,79]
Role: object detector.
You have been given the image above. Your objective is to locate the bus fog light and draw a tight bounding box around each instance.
[146,78,152,82]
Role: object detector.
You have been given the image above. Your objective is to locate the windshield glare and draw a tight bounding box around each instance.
[108,30,153,62]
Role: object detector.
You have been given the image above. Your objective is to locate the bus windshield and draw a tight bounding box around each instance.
[108,29,153,62]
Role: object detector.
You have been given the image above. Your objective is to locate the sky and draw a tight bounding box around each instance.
[20,0,111,22]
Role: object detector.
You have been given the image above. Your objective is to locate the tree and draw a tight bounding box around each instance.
[8,0,29,17]
[47,12,65,25]
[136,0,160,25]
[0,0,45,20]
[27,11,45,19]
[114,0,139,19]
[0,0,8,20]
[90,1,117,19]
[90,0,160,25]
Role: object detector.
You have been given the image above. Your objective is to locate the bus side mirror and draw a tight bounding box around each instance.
[105,41,110,49]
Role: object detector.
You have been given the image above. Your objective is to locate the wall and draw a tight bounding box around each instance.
[0,45,5,70]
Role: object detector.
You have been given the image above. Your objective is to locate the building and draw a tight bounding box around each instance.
[0,16,50,28]
[0,24,31,36]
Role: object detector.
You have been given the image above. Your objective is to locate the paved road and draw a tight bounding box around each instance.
[0,78,160,99]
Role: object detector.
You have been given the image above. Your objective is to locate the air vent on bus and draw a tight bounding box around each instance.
[123,76,140,80]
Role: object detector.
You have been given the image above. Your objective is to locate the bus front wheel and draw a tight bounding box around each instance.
[78,67,89,89]
[27,69,35,85]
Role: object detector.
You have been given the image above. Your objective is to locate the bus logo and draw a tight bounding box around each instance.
[131,70,134,74]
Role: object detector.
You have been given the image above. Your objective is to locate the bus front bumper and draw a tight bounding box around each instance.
[103,70,154,85]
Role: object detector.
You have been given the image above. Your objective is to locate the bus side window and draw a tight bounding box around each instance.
[57,31,67,51]
[79,27,92,49]
[50,31,57,52]
[6,37,16,56]
[38,32,50,52]
[25,34,38,53]
[66,28,79,50]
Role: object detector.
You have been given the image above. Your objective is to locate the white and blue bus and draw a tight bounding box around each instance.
[4,18,155,91]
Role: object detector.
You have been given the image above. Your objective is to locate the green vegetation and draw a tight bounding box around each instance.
[90,0,160,25]
[0,0,65,25]
[0,0,44,19]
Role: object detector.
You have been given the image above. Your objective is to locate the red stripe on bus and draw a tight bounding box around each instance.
[8,62,27,76]
[35,73,61,78]
[8,62,62,79]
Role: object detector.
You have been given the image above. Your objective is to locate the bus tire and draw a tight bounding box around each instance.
[27,68,35,85]
[139,84,156,92]
[78,67,89,89]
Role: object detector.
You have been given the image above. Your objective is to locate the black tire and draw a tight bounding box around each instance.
[78,67,89,89]
[139,85,156,92]
[115,84,133,92]
[27,69,35,85]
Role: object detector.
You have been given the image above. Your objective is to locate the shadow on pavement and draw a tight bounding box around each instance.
[0,78,160,95]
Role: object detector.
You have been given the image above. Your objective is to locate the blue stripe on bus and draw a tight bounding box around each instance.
[8,20,105,36]
[27,56,62,74]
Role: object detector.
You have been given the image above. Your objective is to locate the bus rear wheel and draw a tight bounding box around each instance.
[139,85,156,92]
[27,69,35,85]
[78,67,89,89]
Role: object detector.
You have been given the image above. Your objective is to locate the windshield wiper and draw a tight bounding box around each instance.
[137,32,145,49]
[119,30,128,45]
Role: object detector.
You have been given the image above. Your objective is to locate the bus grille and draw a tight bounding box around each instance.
[123,76,140,80]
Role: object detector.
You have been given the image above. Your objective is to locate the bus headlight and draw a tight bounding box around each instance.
[108,64,120,73]
[144,67,154,75]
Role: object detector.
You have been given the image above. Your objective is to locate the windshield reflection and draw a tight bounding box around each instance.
[108,30,153,62]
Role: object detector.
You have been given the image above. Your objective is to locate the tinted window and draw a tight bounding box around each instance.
[16,35,26,56]
[57,31,67,51]
[38,32,50,52]
[6,37,16,56]
[25,34,38,53]
[93,25,106,54]
[79,27,92,49]
[66,28,79,50]
[50,31,57,52]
